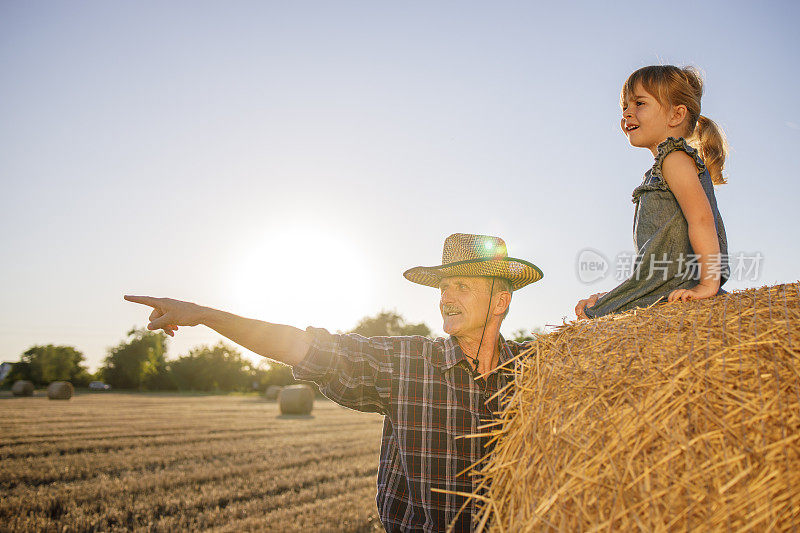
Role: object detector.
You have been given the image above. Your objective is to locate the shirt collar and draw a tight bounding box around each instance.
[429,334,514,373]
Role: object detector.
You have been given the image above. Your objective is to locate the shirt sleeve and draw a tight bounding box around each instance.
[292,327,394,415]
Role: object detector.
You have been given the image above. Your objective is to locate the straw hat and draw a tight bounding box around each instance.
[403,233,543,291]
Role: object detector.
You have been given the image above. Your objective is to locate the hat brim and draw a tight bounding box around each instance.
[403,257,543,291]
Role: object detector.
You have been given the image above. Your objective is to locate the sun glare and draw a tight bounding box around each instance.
[227,227,374,330]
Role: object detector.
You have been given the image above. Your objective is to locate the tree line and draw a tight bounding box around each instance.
[3,328,281,392]
[3,311,540,392]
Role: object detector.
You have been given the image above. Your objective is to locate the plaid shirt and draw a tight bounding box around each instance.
[293,328,528,532]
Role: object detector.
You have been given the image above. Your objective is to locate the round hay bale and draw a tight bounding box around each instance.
[11,380,34,397]
[264,385,283,401]
[47,381,73,400]
[278,384,313,415]
[476,283,800,531]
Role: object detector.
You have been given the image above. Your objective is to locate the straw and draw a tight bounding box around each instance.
[469,283,800,531]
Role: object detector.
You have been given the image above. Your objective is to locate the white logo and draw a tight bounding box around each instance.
[576,248,609,284]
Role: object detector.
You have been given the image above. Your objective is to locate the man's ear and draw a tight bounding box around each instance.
[669,105,688,128]
[493,291,511,316]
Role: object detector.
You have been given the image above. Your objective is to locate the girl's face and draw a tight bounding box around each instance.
[620,83,674,155]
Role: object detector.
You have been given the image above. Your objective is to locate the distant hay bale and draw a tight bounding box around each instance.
[279,384,314,415]
[11,380,34,397]
[474,283,800,531]
[264,385,283,401]
[47,381,74,400]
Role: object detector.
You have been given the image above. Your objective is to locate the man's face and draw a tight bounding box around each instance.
[439,276,495,339]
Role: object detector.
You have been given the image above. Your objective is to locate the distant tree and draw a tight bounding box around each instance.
[100,328,170,390]
[5,345,93,387]
[509,327,545,343]
[3,362,29,387]
[350,310,432,337]
[169,342,256,392]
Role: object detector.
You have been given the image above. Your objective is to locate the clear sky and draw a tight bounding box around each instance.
[1,1,798,371]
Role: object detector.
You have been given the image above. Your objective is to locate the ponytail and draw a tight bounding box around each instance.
[693,115,728,185]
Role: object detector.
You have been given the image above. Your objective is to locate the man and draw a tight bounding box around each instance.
[125,233,543,532]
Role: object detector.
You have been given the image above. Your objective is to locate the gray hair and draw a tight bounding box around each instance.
[485,277,512,319]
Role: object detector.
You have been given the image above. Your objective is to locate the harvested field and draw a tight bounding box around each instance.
[0,393,384,532]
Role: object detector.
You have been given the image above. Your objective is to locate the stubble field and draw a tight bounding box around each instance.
[0,392,384,532]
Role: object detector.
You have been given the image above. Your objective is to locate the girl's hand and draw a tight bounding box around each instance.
[575,292,607,319]
[668,283,718,303]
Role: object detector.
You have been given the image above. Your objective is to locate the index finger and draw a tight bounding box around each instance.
[124,295,162,308]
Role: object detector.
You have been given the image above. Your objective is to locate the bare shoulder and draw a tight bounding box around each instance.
[661,150,699,176]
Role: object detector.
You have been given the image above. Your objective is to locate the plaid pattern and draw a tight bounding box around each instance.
[293,328,529,532]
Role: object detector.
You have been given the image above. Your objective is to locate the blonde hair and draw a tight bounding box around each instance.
[621,65,728,184]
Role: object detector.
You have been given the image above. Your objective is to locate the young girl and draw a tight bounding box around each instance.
[577,65,729,319]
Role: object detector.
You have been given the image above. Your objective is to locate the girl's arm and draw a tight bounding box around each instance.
[661,151,721,302]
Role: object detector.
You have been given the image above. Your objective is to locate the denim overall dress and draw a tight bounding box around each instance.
[585,137,729,318]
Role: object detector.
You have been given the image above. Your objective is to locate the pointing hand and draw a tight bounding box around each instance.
[123,295,205,337]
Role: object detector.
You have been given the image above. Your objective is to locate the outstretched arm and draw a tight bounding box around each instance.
[123,295,312,366]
